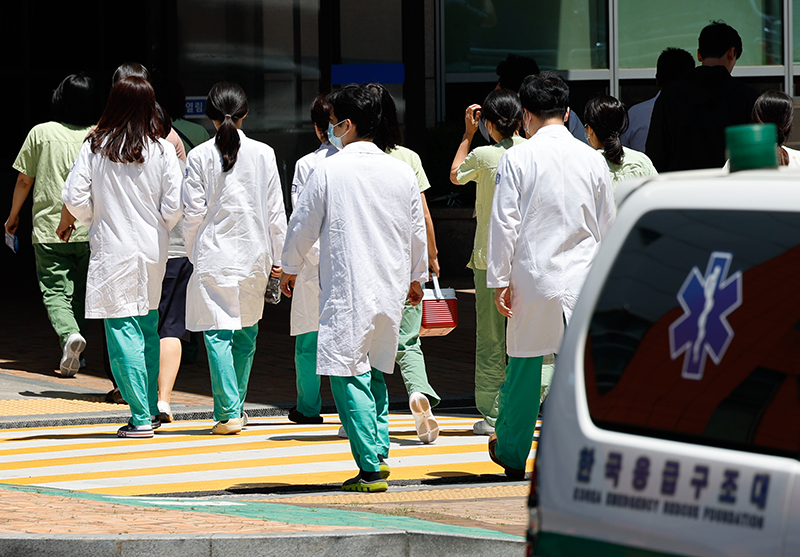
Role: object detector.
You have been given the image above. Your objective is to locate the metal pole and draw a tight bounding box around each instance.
[608,0,619,98]
[785,0,794,95]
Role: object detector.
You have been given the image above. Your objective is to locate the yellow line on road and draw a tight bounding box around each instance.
[81,460,533,496]
[0,437,495,471]
[0,441,518,485]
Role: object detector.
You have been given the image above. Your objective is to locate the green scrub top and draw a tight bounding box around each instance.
[13,122,92,244]
[387,146,431,193]
[456,135,525,270]
[602,146,658,189]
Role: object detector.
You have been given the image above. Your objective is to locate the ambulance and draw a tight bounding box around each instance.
[528,167,800,556]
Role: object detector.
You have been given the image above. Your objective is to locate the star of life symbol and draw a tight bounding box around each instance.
[668,252,743,380]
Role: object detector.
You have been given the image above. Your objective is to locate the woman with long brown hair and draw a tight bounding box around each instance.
[58,76,183,438]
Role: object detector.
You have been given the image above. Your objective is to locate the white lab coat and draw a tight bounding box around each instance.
[289,141,338,336]
[281,141,428,377]
[62,138,183,319]
[487,124,615,358]
[183,131,287,331]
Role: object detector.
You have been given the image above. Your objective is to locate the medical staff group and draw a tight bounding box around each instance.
[6,59,617,493]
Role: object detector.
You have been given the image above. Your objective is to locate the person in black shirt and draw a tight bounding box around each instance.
[646,21,759,172]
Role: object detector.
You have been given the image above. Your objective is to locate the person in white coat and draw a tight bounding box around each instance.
[280,85,428,492]
[286,94,338,426]
[486,71,615,478]
[58,76,183,438]
[183,82,287,435]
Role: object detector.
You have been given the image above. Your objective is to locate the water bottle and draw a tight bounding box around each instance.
[264,275,281,305]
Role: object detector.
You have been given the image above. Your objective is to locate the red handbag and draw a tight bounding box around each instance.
[420,274,458,337]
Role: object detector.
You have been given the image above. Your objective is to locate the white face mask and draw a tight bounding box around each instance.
[327,120,349,150]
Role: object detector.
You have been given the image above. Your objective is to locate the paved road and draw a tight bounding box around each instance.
[0,413,534,496]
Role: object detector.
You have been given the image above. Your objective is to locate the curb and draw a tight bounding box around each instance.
[0,530,525,556]
[0,397,478,429]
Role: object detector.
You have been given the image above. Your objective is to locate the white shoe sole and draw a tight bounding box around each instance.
[60,334,86,377]
[409,393,439,444]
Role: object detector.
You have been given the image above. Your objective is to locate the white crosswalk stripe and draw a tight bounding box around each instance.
[0,414,535,495]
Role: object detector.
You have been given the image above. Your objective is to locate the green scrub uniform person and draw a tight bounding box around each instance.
[450,90,527,435]
[5,74,97,377]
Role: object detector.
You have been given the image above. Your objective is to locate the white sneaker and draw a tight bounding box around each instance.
[338,425,348,439]
[473,419,495,436]
[157,400,173,423]
[409,392,439,444]
[211,418,242,435]
[241,410,248,427]
[60,333,86,377]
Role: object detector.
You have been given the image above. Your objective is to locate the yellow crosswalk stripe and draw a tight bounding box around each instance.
[0,414,536,496]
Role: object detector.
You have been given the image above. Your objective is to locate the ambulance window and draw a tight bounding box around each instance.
[585,209,800,458]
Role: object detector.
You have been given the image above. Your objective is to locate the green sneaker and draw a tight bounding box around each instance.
[342,473,388,493]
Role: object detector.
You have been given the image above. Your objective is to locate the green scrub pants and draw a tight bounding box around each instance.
[104,310,160,426]
[204,325,258,422]
[329,368,389,473]
[396,302,440,406]
[294,331,321,417]
[34,242,89,349]
[473,269,506,426]
[293,302,440,418]
[494,356,543,471]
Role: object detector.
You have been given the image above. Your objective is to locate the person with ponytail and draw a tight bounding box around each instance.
[183,82,287,435]
[449,88,525,437]
[59,76,183,438]
[752,90,800,167]
[584,95,657,189]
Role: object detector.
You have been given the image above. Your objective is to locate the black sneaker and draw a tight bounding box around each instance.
[151,416,161,430]
[342,471,388,492]
[117,422,154,438]
[288,406,323,424]
[488,434,525,480]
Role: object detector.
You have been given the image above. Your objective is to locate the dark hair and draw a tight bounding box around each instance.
[112,62,151,85]
[205,82,249,172]
[158,77,187,120]
[51,72,98,127]
[656,47,695,88]
[496,54,540,93]
[480,89,522,138]
[519,71,569,120]
[87,76,165,164]
[310,93,331,131]
[326,84,381,141]
[698,21,742,60]
[365,83,402,152]
[584,95,628,166]
[752,90,794,166]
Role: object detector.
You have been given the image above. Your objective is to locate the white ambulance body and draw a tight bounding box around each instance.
[531,169,800,556]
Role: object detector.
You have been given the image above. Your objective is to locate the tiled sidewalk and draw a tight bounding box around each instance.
[0,483,526,539]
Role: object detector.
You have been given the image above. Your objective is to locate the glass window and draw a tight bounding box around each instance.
[794,0,800,64]
[444,0,608,74]
[585,209,800,458]
[618,1,783,69]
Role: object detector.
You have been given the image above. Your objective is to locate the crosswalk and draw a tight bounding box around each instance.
[0,414,535,496]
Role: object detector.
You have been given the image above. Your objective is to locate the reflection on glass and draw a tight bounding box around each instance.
[618,0,782,69]
[444,0,608,74]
